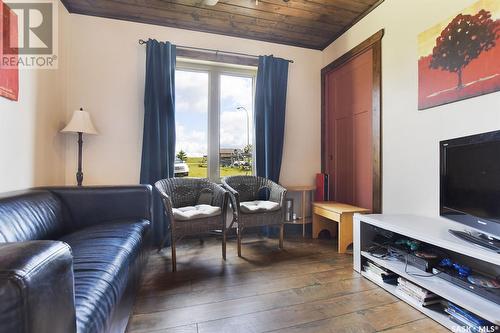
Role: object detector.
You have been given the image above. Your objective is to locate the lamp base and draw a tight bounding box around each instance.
[77,132,83,187]
[76,172,83,187]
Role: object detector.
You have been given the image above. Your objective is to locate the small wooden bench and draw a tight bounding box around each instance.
[312,202,370,253]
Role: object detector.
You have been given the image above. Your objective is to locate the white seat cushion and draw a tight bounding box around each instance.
[240,200,280,214]
[173,204,221,221]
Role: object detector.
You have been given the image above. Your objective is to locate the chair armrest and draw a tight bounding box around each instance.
[209,183,228,211]
[0,241,76,333]
[210,184,229,227]
[158,190,175,223]
[268,182,288,207]
[45,185,152,231]
[221,180,241,218]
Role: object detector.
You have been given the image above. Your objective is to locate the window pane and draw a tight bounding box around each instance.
[175,70,209,178]
[219,74,254,178]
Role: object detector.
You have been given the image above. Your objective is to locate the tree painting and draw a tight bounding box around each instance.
[430,10,499,89]
[418,0,500,110]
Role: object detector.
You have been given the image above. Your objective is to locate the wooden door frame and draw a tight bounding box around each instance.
[321,29,384,213]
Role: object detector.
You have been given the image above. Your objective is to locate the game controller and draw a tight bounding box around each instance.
[395,239,421,251]
[439,258,472,278]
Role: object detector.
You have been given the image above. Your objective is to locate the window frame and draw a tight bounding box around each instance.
[176,60,257,181]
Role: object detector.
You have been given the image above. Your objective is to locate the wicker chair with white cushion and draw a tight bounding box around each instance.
[221,175,287,257]
[155,178,228,271]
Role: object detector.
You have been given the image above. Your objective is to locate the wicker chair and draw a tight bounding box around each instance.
[222,175,287,257]
[155,178,228,272]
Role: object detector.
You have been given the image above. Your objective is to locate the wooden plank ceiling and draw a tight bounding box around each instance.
[61,0,384,50]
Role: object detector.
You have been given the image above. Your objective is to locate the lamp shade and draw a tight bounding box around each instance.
[61,108,98,134]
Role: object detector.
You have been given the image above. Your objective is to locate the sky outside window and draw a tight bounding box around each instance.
[220,74,254,150]
[175,71,254,156]
[175,70,208,157]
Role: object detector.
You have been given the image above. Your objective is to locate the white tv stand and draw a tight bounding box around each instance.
[353,214,500,330]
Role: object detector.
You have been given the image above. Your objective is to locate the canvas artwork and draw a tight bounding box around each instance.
[418,0,500,110]
[0,0,18,101]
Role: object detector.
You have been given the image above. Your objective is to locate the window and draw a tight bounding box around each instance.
[175,61,257,181]
[175,70,209,178]
[219,74,254,178]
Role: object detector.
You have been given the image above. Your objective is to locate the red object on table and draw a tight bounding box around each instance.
[315,173,329,202]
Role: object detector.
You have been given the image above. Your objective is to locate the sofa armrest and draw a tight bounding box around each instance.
[45,185,152,231]
[0,241,76,333]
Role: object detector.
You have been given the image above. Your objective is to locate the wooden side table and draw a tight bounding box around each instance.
[312,201,370,253]
[283,185,315,237]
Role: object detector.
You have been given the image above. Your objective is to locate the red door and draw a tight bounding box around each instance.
[324,49,373,210]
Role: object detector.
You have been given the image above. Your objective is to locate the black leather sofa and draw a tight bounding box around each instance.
[0,186,153,333]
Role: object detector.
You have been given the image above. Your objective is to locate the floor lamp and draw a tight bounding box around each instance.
[61,108,98,186]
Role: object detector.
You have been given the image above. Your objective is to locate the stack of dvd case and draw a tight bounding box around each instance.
[396,277,441,306]
[362,260,398,285]
[445,302,496,333]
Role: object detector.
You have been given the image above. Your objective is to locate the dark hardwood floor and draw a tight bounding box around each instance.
[126,236,448,333]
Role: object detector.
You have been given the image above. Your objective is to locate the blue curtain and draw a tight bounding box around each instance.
[140,39,176,246]
[255,55,289,183]
[254,55,289,237]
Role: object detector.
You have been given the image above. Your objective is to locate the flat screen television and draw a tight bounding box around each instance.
[440,130,500,240]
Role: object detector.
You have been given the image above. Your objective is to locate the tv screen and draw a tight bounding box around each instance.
[440,130,500,237]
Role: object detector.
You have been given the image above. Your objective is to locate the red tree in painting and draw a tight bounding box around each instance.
[430,10,499,89]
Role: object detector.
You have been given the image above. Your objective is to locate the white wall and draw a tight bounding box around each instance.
[0,4,69,192]
[9,0,495,216]
[322,0,500,217]
[64,15,322,187]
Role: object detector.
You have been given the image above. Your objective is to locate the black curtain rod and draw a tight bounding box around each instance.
[138,39,294,63]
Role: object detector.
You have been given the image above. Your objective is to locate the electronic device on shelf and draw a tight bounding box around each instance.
[368,233,443,272]
[433,258,500,305]
[440,130,500,251]
[387,243,441,272]
[448,230,500,253]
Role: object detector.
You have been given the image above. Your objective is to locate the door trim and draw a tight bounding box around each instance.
[321,29,384,213]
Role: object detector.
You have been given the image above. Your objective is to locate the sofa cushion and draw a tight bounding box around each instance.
[59,219,150,333]
[0,190,63,243]
[240,200,280,214]
[173,205,221,221]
